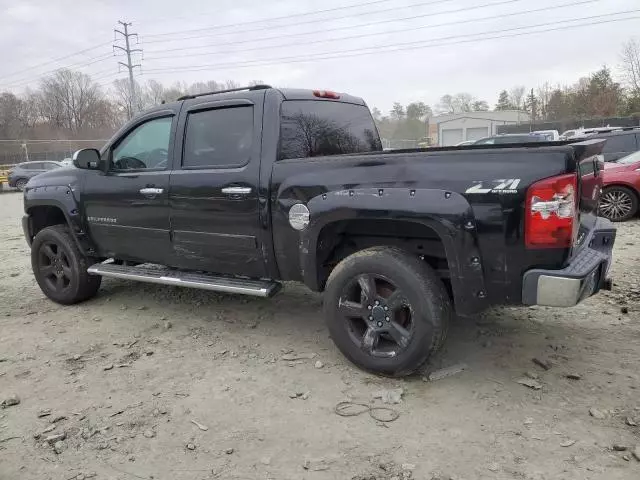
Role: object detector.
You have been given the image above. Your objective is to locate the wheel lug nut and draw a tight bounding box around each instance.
[384,306,389,311]
[374,300,380,306]
[368,316,373,321]
[367,305,372,310]
[385,316,390,321]
[377,321,383,327]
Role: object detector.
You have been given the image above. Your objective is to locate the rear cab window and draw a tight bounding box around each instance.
[278,100,381,160]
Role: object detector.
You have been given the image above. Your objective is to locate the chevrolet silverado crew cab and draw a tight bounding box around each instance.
[22,85,616,376]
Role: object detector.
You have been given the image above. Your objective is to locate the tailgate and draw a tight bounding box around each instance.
[571,139,606,248]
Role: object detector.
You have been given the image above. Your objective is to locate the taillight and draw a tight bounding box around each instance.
[525,173,578,249]
[313,90,340,99]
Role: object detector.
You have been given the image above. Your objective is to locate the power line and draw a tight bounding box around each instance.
[142,0,458,42]
[143,0,600,61]
[0,41,112,83]
[141,12,640,74]
[1,52,115,89]
[139,0,394,31]
[145,0,526,55]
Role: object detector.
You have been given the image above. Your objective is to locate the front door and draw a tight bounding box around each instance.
[82,113,176,264]
[168,96,266,277]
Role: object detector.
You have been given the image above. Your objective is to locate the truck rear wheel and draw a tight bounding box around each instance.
[31,225,101,305]
[323,246,451,377]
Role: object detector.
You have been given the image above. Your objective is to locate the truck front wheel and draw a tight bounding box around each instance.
[323,246,451,376]
[31,225,101,305]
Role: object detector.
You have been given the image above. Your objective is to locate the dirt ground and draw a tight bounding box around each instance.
[0,191,639,480]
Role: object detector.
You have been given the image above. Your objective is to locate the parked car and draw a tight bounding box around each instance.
[532,130,560,141]
[455,140,475,146]
[8,161,64,191]
[21,85,615,376]
[560,127,623,140]
[583,129,640,162]
[473,133,548,145]
[599,150,640,221]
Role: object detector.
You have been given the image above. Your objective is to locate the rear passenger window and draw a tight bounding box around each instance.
[279,100,381,160]
[603,134,637,153]
[183,106,253,168]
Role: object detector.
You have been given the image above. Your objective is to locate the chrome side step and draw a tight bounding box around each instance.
[87,263,281,298]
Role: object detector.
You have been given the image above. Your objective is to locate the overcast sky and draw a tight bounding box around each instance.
[0,0,638,112]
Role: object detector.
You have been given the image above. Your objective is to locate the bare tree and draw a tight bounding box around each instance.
[535,82,553,120]
[453,93,475,112]
[143,79,166,107]
[110,78,144,120]
[38,69,104,132]
[509,86,526,110]
[0,92,24,138]
[620,38,640,94]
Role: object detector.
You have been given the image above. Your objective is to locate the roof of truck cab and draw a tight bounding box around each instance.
[276,88,366,105]
[133,88,367,119]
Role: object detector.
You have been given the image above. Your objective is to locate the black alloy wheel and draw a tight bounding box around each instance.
[31,225,101,304]
[338,273,413,358]
[37,241,73,293]
[324,246,451,376]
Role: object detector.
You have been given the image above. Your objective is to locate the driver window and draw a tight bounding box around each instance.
[112,117,172,170]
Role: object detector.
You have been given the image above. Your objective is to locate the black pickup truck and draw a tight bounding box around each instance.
[22,85,616,376]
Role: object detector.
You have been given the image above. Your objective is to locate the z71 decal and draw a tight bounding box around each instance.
[465,179,521,194]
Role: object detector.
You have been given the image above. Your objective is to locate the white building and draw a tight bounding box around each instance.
[429,110,530,146]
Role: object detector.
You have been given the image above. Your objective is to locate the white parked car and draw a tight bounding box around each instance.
[532,130,560,141]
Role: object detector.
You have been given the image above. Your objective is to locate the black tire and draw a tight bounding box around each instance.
[323,246,451,377]
[31,225,101,305]
[599,186,638,222]
[15,178,28,191]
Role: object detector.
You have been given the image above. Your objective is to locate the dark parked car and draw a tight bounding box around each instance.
[21,85,615,376]
[8,161,64,191]
[585,129,640,162]
[473,133,548,145]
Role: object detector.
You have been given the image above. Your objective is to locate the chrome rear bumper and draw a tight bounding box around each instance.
[522,218,616,307]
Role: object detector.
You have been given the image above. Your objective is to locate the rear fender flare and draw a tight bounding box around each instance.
[298,187,489,313]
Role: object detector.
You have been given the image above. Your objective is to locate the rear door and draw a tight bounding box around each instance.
[168,93,267,277]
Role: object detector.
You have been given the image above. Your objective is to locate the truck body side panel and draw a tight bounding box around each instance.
[270,146,589,313]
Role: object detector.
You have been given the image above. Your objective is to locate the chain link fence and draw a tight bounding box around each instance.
[381,138,419,150]
[0,140,108,167]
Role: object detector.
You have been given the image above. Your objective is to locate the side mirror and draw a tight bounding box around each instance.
[73,149,101,169]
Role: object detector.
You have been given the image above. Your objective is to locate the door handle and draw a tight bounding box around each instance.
[222,187,252,195]
[139,187,164,195]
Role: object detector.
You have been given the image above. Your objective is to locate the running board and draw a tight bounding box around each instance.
[87,263,281,298]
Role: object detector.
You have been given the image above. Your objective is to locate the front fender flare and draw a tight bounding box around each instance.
[24,184,94,254]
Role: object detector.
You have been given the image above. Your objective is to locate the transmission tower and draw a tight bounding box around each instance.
[114,21,142,118]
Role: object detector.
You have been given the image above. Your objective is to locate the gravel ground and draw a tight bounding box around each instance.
[1,190,639,480]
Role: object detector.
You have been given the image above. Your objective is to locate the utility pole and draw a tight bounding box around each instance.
[114,21,142,119]
[21,142,29,162]
[529,88,536,129]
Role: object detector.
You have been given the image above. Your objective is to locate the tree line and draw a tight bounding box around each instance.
[375,38,640,142]
[0,73,262,142]
[1,38,639,145]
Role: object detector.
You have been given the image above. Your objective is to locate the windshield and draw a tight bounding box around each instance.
[616,150,640,165]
